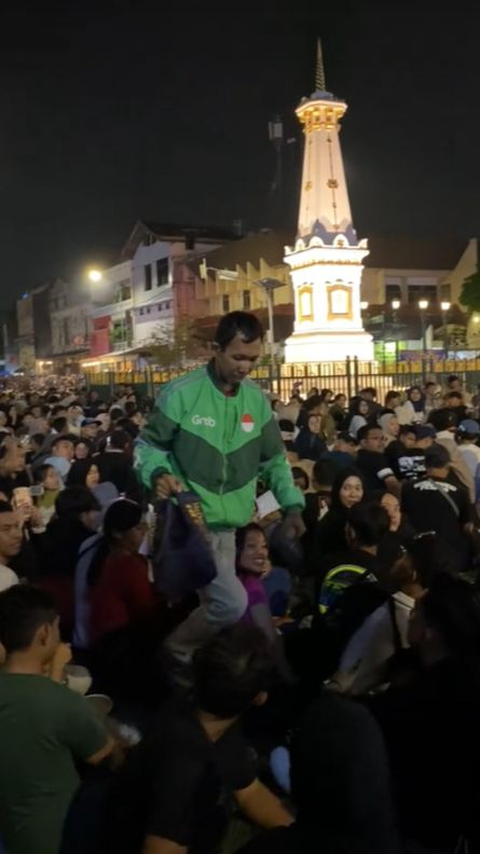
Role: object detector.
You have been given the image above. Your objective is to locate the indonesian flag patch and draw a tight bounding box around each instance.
[241,413,255,433]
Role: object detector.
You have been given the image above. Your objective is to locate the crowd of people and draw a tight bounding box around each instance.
[0,311,479,853]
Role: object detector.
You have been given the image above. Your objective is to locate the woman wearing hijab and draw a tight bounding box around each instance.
[379,413,400,447]
[313,466,365,561]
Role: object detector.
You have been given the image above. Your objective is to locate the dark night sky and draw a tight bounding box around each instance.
[1,1,480,309]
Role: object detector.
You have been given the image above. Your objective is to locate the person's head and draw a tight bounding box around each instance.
[457,419,480,444]
[379,413,399,439]
[306,413,321,434]
[107,430,131,454]
[291,695,396,849]
[192,623,275,719]
[80,418,100,440]
[320,388,333,403]
[399,424,417,448]
[291,466,310,492]
[66,460,100,490]
[358,424,384,452]
[0,501,22,564]
[51,436,75,462]
[0,585,60,666]
[51,405,67,420]
[334,432,358,456]
[446,391,463,408]
[67,402,83,422]
[54,486,100,530]
[36,464,61,492]
[408,386,423,403]
[213,311,264,387]
[351,397,370,417]
[415,424,435,450]
[359,387,377,402]
[391,531,443,594]
[236,524,269,576]
[333,392,346,408]
[345,501,389,550]
[425,381,438,396]
[75,438,93,460]
[0,410,8,429]
[312,459,338,501]
[303,395,327,418]
[425,444,450,478]
[52,416,68,435]
[447,374,462,392]
[103,499,146,554]
[30,433,45,454]
[380,491,401,532]
[427,407,457,433]
[331,466,364,512]
[385,390,400,409]
[408,575,480,667]
[0,437,26,475]
[307,387,319,398]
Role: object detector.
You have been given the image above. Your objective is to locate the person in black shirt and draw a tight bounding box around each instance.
[402,445,474,575]
[105,624,292,854]
[387,424,434,483]
[356,424,401,497]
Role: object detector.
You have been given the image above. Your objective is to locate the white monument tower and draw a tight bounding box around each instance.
[284,41,373,363]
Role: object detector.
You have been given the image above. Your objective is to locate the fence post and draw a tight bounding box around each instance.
[353,356,359,395]
[346,356,352,400]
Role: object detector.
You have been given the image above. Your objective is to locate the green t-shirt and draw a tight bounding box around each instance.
[0,673,108,854]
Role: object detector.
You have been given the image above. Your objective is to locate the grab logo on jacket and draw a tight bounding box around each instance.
[241,414,255,433]
[192,415,216,427]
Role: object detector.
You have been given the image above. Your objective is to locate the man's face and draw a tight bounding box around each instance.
[81,424,98,440]
[447,395,462,409]
[400,431,416,449]
[214,334,261,387]
[361,428,384,452]
[1,441,27,474]
[0,512,22,561]
[449,379,461,392]
[53,440,74,461]
[68,405,83,422]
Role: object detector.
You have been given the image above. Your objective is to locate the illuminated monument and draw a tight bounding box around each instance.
[284,41,373,363]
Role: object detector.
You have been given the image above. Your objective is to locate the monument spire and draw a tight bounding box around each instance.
[315,39,326,92]
[283,41,373,363]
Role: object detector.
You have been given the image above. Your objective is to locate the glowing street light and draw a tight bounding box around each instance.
[88,269,103,283]
[418,299,429,311]
[360,301,369,311]
[391,299,401,311]
[418,299,429,357]
[440,301,451,354]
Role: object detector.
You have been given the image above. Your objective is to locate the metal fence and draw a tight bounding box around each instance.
[84,356,480,401]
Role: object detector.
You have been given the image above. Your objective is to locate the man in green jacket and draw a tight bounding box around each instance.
[136,311,305,661]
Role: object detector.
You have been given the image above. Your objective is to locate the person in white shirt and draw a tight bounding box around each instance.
[456,419,480,479]
[331,533,437,696]
[0,501,22,591]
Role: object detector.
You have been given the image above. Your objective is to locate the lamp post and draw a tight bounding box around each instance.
[440,300,451,356]
[391,299,401,363]
[87,269,103,283]
[418,299,429,367]
[200,259,283,364]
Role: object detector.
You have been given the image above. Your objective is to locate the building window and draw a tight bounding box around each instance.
[139,308,144,316]
[243,289,251,310]
[156,258,169,287]
[385,283,401,303]
[222,294,230,313]
[147,306,151,314]
[407,285,437,304]
[144,265,152,291]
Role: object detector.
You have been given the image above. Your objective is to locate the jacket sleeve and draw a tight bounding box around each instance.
[134,385,183,490]
[258,412,305,513]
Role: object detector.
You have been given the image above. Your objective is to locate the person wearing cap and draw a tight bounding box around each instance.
[80,417,101,443]
[402,445,474,575]
[320,432,358,470]
[427,409,475,500]
[456,419,480,479]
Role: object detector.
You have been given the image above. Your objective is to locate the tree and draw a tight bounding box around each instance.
[460,268,480,313]
[146,319,200,370]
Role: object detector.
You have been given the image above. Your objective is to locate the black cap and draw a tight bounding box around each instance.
[338,431,358,445]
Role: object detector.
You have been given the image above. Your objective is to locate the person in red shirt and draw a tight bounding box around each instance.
[88,499,162,702]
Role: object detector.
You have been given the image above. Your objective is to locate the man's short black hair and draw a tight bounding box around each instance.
[357,424,381,443]
[0,585,57,653]
[52,416,68,434]
[399,424,416,436]
[109,429,131,450]
[192,624,276,718]
[347,502,389,547]
[447,391,463,401]
[214,311,264,351]
[313,458,338,488]
[51,434,75,450]
[425,445,451,470]
[428,409,457,432]
[447,374,459,384]
[55,486,100,519]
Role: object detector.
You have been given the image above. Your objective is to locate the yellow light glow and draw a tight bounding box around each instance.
[391,299,401,310]
[360,301,369,310]
[440,301,451,312]
[88,269,102,283]
[418,299,429,310]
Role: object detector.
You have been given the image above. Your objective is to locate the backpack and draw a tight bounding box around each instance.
[315,565,389,679]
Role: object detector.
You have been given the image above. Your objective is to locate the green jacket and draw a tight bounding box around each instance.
[135,362,304,530]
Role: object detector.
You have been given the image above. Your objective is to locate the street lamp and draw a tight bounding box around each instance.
[391,299,401,311]
[440,300,451,355]
[88,269,103,283]
[418,299,429,357]
[360,301,369,311]
[391,299,401,362]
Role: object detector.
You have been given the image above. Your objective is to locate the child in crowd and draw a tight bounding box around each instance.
[34,464,62,527]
